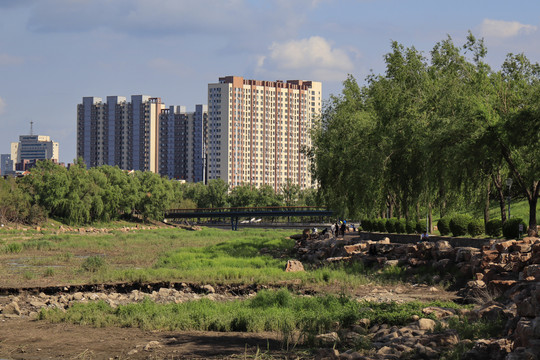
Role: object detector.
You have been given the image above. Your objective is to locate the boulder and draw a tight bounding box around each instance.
[417,318,436,332]
[314,332,340,347]
[285,259,304,272]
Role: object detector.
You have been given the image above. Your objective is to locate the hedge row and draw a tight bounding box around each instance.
[361,216,526,239]
[436,216,525,239]
[361,218,425,235]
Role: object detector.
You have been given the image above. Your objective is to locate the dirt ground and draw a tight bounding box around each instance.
[0,317,290,359]
[0,283,457,360]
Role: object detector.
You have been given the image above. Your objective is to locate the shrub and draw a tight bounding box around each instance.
[449,215,472,237]
[437,217,451,236]
[361,219,372,232]
[395,219,407,234]
[415,221,425,234]
[81,255,106,272]
[375,219,386,232]
[485,219,503,238]
[406,221,417,234]
[385,218,398,233]
[467,219,484,237]
[502,218,527,239]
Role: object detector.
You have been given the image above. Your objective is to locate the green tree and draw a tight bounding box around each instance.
[204,179,229,208]
[228,183,257,208]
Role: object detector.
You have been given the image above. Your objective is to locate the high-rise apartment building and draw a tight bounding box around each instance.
[11,135,59,170]
[207,76,322,190]
[77,95,164,172]
[1,154,14,175]
[159,105,208,182]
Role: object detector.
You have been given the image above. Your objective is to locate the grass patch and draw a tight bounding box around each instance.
[39,289,467,345]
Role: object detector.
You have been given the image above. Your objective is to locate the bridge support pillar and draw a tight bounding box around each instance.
[231,216,239,231]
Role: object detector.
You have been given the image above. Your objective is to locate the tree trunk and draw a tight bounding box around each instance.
[484,181,491,227]
[528,181,539,236]
[428,202,433,233]
[415,203,420,222]
[492,173,507,223]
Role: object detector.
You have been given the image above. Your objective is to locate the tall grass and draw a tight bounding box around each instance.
[39,289,466,345]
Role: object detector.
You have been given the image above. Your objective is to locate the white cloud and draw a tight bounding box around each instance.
[0,97,6,114]
[0,53,24,66]
[256,36,354,81]
[480,19,537,39]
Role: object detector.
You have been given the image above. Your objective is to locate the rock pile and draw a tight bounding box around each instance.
[293,232,540,359]
[0,284,252,319]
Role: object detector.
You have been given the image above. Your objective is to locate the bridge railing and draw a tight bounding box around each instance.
[165,206,330,215]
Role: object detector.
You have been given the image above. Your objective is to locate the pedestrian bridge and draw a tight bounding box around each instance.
[164,206,334,230]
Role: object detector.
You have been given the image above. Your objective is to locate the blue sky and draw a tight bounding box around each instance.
[1,0,539,163]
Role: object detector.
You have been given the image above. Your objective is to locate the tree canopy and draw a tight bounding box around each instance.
[312,33,540,236]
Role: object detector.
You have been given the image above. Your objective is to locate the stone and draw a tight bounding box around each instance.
[72,292,84,301]
[422,306,455,319]
[29,300,47,308]
[378,237,390,244]
[202,285,215,294]
[344,244,365,254]
[314,332,340,347]
[377,346,397,355]
[2,301,21,316]
[285,259,304,272]
[143,341,161,351]
[417,318,436,332]
[456,247,480,262]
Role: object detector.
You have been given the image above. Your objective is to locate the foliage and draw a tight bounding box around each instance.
[485,219,503,237]
[396,219,407,234]
[405,220,417,234]
[361,219,373,232]
[39,289,467,346]
[385,218,398,233]
[502,218,527,239]
[311,33,539,236]
[81,256,106,272]
[467,219,484,237]
[437,217,451,236]
[449,215,472,237]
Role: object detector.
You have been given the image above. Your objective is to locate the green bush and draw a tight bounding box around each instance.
[361,219,372,232]
[449,215,472,237]
[415,221,425,234]
[81,255,106,272]
[467,219,484,237]
[395,219,407,234]
[437,217,451,236]
[375,219,386,232]
[485,219,502,237]
[385,218,398,233]
[502,218,527,239]
[406,221,417,234]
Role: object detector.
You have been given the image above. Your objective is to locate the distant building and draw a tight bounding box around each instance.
[159,104,208,182]
[1,154,14,176]
[10,135,59,171]
[207,76,322,191]
[77,95,164,172]
[77,96,208,180]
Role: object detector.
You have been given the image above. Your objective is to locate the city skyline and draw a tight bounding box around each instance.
[1,0,540,163]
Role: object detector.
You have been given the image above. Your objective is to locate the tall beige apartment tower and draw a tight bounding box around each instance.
[77,95,164,172]
[207,76,322,191]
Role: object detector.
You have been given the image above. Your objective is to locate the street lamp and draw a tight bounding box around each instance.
[506,178,513,220]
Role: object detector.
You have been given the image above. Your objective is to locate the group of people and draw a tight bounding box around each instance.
[330,220,355,238]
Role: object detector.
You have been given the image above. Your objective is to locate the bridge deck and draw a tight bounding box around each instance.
[165,206,333,219]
